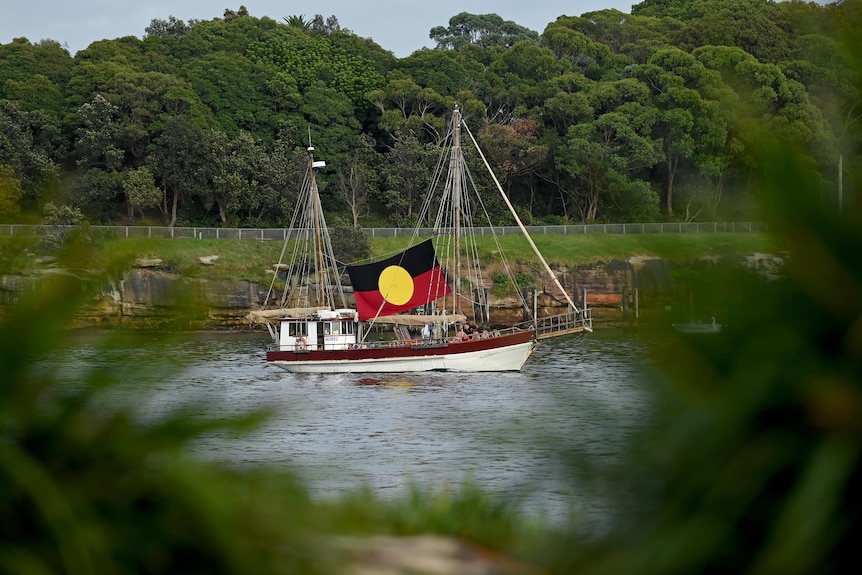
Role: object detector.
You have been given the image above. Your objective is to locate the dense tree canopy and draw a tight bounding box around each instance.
[0,2,859,226]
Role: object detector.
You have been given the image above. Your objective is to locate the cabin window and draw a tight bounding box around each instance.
[341,321,354,335]
[287,322,307,337]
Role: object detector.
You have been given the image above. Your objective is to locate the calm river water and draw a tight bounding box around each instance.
[59,328,660,533]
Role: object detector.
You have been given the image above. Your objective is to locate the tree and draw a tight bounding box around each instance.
[150,116,211,227]
[0,38,73,97]
[557,80,663,222]
[182,51,283,141]
[74,95,126,220]
[283,15,312,31]
[334,135,378,228]
[676,8,791,64]
[377,133,439,225]
[634,48,728,217]
[206,130,286,226]
[695,45,837,184]
[247,26,384,114]
[476,119,550,218]
[396,48,485,98]
[366,74,449,145]
[484,41,570,112]
[144,16,190,39]
[429,13,539,51]
[123,167,161,222]
[0,165,23,219]
[540,25,619,79]
[0,100,60,208]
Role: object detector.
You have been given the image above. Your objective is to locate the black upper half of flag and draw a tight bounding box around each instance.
[348,239,441,292]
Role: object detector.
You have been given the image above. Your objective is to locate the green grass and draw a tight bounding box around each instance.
[370,232,778,267]
[3,232,779,283]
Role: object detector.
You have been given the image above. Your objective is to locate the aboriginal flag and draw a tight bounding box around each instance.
[347,239,451,321]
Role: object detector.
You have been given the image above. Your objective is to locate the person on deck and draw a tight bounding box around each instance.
[456,324,467,341]
[421,323,431,343]
[463,323,476,339]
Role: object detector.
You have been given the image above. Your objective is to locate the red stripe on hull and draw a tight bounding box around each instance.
[267,330,535,364]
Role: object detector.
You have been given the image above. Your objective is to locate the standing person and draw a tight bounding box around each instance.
[421,323,431,343]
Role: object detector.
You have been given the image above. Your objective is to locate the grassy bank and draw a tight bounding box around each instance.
[52,232,781,283]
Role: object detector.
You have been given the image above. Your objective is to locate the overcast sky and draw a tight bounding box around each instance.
[2,1,635,57]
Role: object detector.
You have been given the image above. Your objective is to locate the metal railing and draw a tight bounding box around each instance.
[0,221,769,239]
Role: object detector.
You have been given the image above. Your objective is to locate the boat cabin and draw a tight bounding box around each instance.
[277,309,359,351]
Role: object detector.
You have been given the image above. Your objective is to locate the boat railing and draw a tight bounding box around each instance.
[518,307,593,339]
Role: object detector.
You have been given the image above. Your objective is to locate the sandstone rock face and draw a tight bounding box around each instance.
[1,254,786,329]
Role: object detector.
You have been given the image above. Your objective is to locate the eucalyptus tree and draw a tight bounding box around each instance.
[73,94,126,220]
[429,12,539,53]
[556,79,663,222]
[206,130,277,225]
[694,44,836,202]
[675,6,790,63]
[475,118,551,219]
[396,48,486,98]
[553,9,673,60]
[149,115,211,227]
[484,41,569,115]
[0,101,61,210]
[144,16,190,41]
[540,24,620,79]
[122,167,161,222]
[333,134,379,228]
[376,133,439,226]
[634,48,728,217]
[365,74,449,145]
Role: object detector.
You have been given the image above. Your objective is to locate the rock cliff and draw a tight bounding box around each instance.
[0,253,785,329]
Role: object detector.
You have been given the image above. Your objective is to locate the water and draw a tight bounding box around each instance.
[55,329,659,532]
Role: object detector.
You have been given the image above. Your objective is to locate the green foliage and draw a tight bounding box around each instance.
[0,241,548,573]
[0,271,333,574]
[429,12,540,51]
[0,1,858,227]
[0,100,61,205]
[248,27,384,113]
[491,270,536,297]
[328,218,372,266]
[38,201,84,250]
[515,272,535,290]
[0,165,23,218]
[123,167,161,220]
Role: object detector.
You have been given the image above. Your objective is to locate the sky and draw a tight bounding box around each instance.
[2,1,635,58]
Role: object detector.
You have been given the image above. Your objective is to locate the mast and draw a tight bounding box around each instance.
[307,144,327,306]
[452,106,462,315]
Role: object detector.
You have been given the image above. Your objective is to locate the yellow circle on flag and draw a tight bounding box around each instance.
[378,265,414,305]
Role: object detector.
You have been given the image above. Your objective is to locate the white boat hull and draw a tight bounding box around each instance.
[268,337,536,374]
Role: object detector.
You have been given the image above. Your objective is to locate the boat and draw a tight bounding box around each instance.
[252,107,591,373]
[672,317,722,333]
